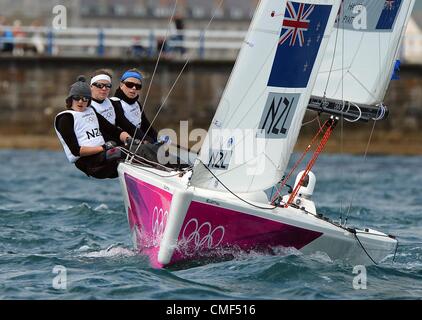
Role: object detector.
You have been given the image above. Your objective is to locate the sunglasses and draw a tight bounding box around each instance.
[72,96,90,102]
[123,81,142,90]
[92,82,112,89]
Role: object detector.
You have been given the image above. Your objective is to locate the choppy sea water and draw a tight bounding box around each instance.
[1,149,421,300]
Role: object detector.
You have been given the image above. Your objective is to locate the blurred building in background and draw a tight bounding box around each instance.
[1,0,421,28]
[0,0,422,62]
[404,12,422,64]
[79,0,259,30]
[0,0,421,149]
[0,0,258,29]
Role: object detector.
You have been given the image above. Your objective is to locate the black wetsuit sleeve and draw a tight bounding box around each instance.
[95,110,123,143]
[140,110,158,143]
[55,113,81,157]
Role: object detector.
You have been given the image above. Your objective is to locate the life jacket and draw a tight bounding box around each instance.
[91,98,116,125]
[110,97,142,128]
[54,107,105,163]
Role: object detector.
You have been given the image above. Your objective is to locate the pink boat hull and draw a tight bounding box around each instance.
[125,174,322,268]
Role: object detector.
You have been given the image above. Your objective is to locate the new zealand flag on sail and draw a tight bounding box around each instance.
[376,0,402,30]
[338,0,403,32]
[267,1,332,88]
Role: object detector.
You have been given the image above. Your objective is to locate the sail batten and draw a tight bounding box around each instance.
[191,0,342,193]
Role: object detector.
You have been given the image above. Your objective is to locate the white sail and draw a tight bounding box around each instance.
[312,0,416,106]
[191,0,341,193]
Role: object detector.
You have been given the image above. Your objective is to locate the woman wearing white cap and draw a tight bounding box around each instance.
[89,69,118,142]
[89,70,115,121]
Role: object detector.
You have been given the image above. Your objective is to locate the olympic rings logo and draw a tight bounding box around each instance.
[181,218,225,254]
[152,206,168,246]
[86,116,95,123]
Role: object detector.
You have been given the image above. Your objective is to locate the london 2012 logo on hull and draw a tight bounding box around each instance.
[152,206,168,246]
[179,218,225,255]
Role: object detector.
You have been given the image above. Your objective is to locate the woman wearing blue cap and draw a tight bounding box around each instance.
[111,68,157,144]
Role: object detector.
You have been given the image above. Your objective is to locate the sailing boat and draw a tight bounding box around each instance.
[118,0,415,268]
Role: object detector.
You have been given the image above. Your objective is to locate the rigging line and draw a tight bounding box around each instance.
[232,2,340,130]
[227,103,321,193]
[228,39,282,129]
[339,1,345,223]
[193,149,277,185]
[136,0,226,152]
[302,115,321,127]
[339,110,345,222]
[348,32,365,69]
[323,3,342,98]
[204,3,338,173]
[352,232,378,265]
[120,148,154,169]
[342,5,388,221]
[232,85,269,129]
[215,3,291,128]
[344,119,377,224]
[196,109,280,185]
[308,211,386,266]
[197,4,343,190]
[120,147,194,175]
[119,147,173,171]
[245,152,282,192]
[317,115,323,130]
[318,67,350,74]
[270,119,331,204]
[121,145,191,172]
[197,160,276,211]
[200,108,274,194]
[378,2,412,101]
[137,59,189,148]
[123,159,193,178]
[346,71,379,102]
[393,238,399,263]
[338,70,381,225]
[127,0,179,158]
[392,1,413,67]
[378,28,382,107]
[286,118,336,207]
[329,32,364,99]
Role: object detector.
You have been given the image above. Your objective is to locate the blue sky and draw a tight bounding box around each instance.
[415,2,422,11]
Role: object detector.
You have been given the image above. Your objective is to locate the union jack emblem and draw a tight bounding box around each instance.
[385,0,395,10]
[278,2,315,47]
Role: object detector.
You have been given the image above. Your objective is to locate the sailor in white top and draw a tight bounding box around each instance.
[54,76,131,179]
[111,69,157,143]
[90,72,117,125]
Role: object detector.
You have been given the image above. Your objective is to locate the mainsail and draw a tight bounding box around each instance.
[191,0,341,193]
[312,0,416,106]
